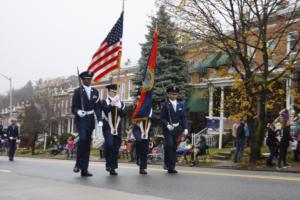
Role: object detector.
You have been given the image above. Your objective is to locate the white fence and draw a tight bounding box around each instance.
[192,128,218,147]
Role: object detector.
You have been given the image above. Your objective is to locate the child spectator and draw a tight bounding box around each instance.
[66,137,75,159]
[176,136,192,163]
[191,135,208,163]
[50,136,60,156]
[119,140,128,159]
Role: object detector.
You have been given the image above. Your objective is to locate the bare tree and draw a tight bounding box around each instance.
[21,100,42,155]
[159,0,300,162]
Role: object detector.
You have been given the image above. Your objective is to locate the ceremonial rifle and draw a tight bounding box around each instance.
[162,82,173,127]
[77,67,85,110]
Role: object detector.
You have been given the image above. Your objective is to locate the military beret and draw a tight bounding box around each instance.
[106,84,118,91]
[79,71,93,79]
[166,85,179,93]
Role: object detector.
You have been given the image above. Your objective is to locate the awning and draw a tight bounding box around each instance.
[215,52,235,66]
[190,51,236,74]
[187,89,209,112]
[200,52,222,68]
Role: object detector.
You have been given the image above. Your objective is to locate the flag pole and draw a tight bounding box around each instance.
[114,52,122,132]
[144,118,148,139]
[114,0,124,132]
[143,24,157,138]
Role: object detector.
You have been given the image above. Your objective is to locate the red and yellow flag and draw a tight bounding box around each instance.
[132,30,159,121]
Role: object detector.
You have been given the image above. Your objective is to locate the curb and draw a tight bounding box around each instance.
[9,155,300,174]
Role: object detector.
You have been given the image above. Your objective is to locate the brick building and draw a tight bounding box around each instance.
[185,4,300,135]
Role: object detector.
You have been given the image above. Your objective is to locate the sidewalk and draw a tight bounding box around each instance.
[214,160,300,173]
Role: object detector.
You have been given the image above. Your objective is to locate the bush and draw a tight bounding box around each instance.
[214,133,232,148]
[19,136,30,148]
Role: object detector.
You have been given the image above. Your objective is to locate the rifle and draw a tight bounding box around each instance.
[77,67,85,110]
[162,82,173,126]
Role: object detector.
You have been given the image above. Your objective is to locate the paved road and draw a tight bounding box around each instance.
[0,156,300,200]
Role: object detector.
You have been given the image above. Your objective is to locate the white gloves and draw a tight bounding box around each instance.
[77,110,86,117]
[17,139,21,143]
[111,95,121,108]
[98,121,103,127]
[183,129,188,135]
[115,101,122,108]
[9,137,13,140]
[167,124,174,131]
[114,95,120,102]
[112,101,121,108]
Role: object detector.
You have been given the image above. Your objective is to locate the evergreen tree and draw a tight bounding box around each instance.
[133,6,189,121]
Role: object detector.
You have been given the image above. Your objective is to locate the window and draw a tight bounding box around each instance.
[247,45,255,59]
[247,45,256,67]
[267,40,276,68]
[287,31,298,52]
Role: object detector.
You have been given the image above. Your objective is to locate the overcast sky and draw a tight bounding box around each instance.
[0,0,157,95]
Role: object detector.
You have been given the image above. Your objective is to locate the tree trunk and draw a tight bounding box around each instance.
[31,133,38,155]
[249,117,262,163]
[31,141,35,155]
[250,91,267,163]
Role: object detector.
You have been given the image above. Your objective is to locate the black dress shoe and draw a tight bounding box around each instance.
[168,169,178,174]
[81,171,93,177]
[73,166,80,173]
[110,169,118,176]
[106,167,111,172]
[139,169,147,175]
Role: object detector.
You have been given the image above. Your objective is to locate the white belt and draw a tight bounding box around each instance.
[172,123,179,127]
[85,110,94,115]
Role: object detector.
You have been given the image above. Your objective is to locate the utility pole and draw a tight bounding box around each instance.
[0,73,12,120]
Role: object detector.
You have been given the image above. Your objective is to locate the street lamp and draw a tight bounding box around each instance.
[0,73,12,120]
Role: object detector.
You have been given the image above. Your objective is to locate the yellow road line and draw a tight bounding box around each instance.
[121,165,300,182]
[13,157,300,182]
[172,169,300,182]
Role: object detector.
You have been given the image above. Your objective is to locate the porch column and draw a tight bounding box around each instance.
[58,122,61,135]
[208,83,214,118]
[49,123,52,136]
[71,118,74,133]
[286,78,293,111]
[67,119,71,133]
[219,86,224,149]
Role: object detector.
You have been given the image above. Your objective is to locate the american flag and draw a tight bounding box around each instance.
[88,12,123,82]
